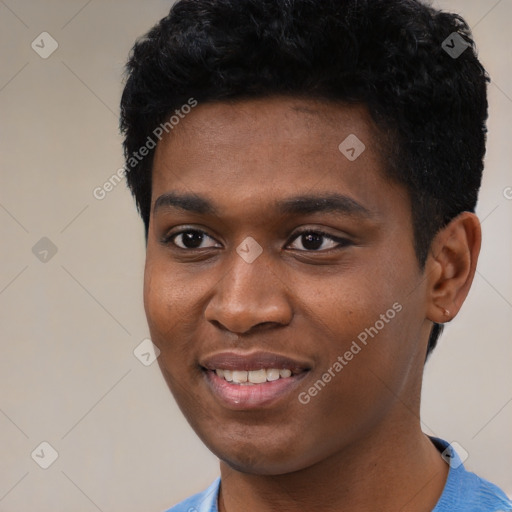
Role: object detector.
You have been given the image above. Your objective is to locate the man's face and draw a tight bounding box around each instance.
[144,97,431,474]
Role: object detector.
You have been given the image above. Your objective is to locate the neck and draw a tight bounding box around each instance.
[218,420,448,512]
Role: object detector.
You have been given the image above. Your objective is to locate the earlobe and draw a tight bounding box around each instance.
[425,212,481,324]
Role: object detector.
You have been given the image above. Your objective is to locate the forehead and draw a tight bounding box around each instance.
[155,97,382,160]
[150,96,403,220]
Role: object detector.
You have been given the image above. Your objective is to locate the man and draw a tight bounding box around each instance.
[120,0,511,510]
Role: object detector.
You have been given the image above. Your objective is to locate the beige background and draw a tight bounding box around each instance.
[0,0,511,510]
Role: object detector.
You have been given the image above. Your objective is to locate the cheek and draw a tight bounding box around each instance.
[143,258,197,353]
[294,259,420,395]
[144,259,209,408]
[294,264,403,344]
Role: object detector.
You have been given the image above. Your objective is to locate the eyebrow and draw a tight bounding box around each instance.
[153,192,216,215]
[277,194,373,217]
[153,191,373,218]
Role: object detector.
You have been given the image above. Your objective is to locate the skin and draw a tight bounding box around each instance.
[144,97,481,512]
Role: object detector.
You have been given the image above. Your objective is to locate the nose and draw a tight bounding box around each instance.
[204,252,293,335]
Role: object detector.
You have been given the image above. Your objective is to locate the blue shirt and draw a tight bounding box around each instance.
[164,438,511,512]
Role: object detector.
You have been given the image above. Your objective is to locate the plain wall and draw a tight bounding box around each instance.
[0,0,510,510]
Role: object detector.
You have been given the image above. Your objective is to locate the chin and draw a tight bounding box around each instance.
[220,452,307,476]
[203,428,321,476]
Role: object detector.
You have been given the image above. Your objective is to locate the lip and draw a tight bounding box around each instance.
[200,350,312,372]
[200,351,312,410]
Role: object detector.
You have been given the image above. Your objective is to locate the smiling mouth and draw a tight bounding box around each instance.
[202,367,310,409]
[199,351,312,409]
[211,367,298,384]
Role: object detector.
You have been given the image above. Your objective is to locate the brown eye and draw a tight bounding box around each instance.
[166,230,219,250]
[288,230,351,251]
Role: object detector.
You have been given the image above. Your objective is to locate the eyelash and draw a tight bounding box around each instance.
[161,228,351,252]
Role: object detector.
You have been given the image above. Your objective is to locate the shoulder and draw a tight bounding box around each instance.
[431,438,511,512]
[162,477,220,512]
[436,468,512,512]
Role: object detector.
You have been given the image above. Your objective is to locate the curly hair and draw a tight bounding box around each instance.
[120,0,489,357]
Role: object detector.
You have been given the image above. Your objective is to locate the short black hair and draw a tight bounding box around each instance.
[120,0,489,357]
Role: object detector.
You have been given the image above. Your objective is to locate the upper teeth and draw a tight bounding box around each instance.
[215,368,292,384]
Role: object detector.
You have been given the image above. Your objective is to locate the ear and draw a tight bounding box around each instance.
[424,212,481,324]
